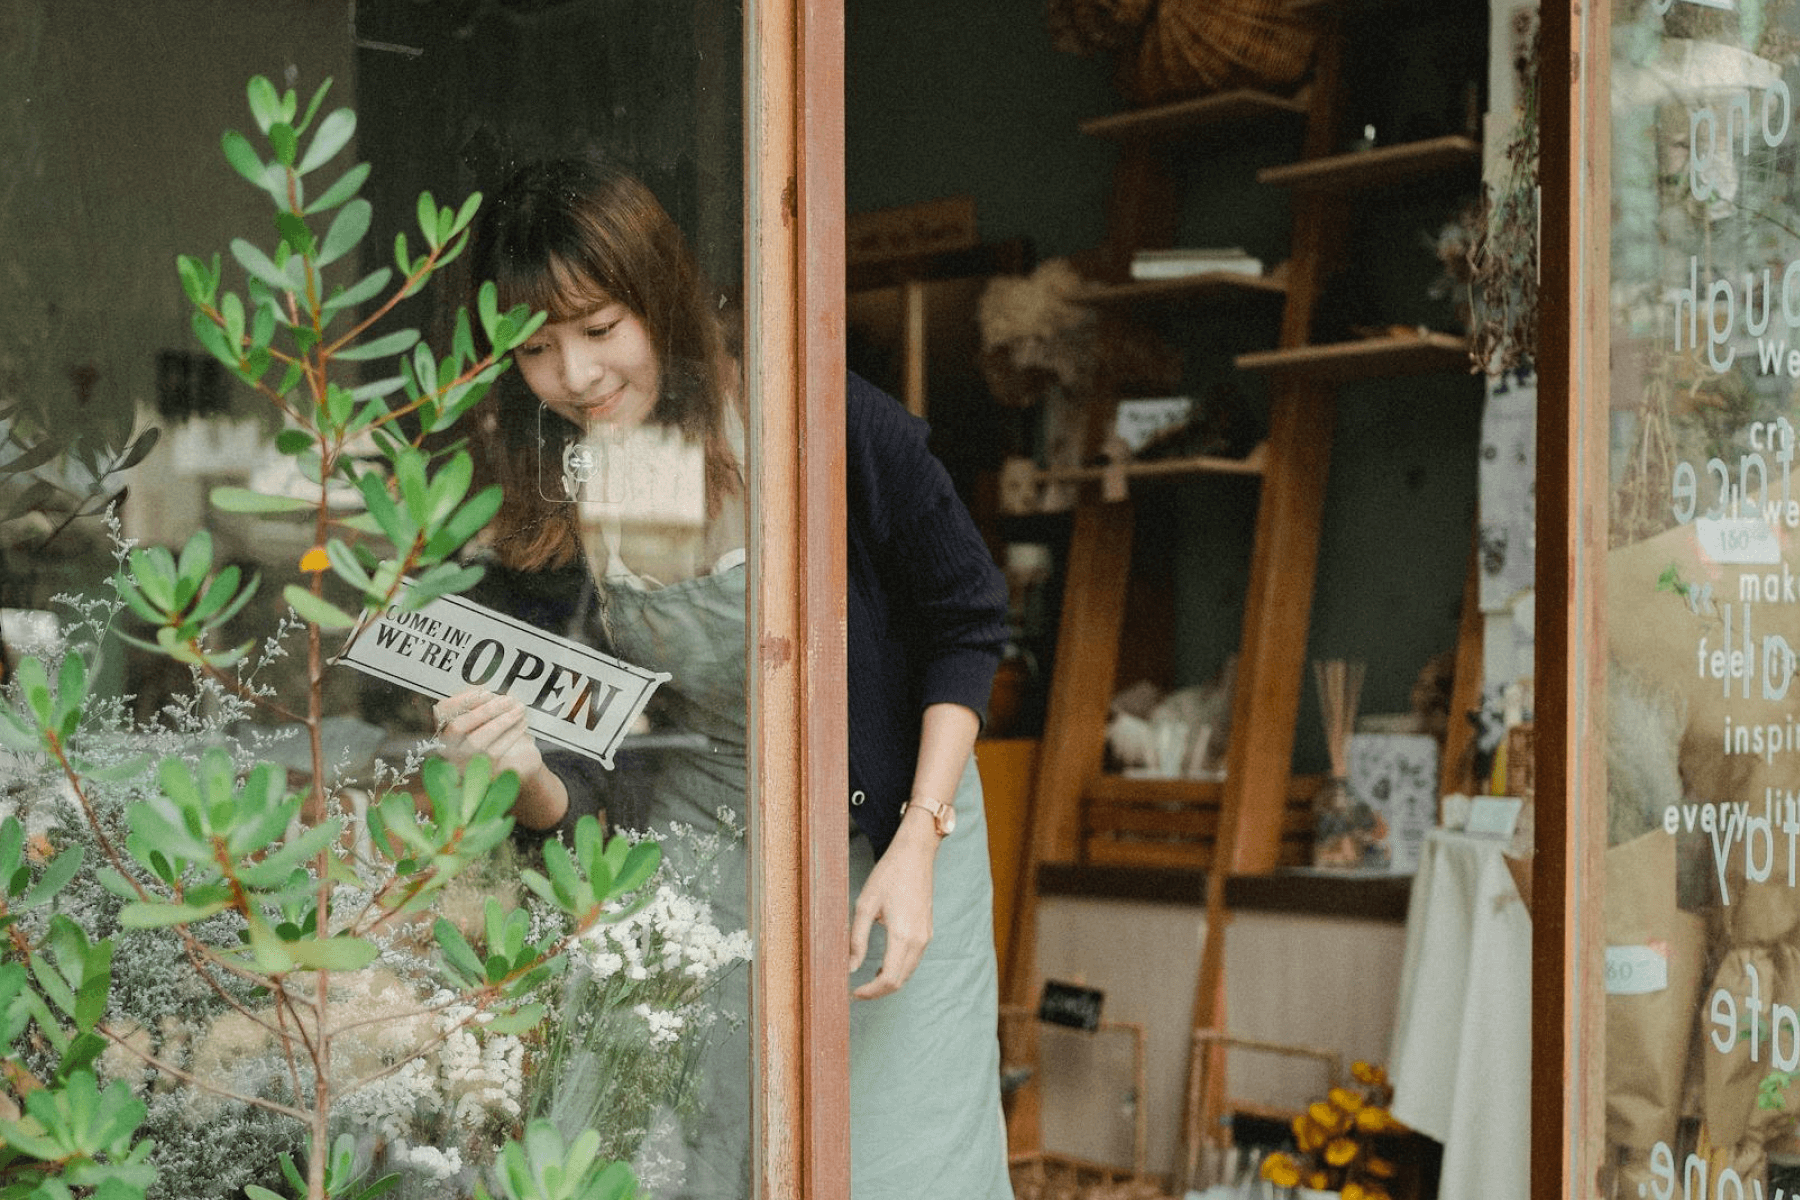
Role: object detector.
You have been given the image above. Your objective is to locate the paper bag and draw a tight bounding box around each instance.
[1606,832,1708,1153]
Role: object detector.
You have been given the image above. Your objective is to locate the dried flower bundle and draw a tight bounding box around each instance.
[1260,1060,1407,1200]
[1465,8,1539,377]
[1311,658,1365,781]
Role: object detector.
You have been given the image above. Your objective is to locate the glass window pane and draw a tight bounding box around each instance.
[3,4,761,1197]
[1605,4,1800,1194]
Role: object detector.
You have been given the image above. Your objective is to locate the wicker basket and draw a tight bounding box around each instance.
[1047,0,1156,55]
[1128,0,1317,105]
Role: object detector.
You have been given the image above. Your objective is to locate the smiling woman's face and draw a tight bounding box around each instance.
[514,297,661,431]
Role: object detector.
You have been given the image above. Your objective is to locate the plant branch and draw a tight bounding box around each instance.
[173,936,295,1046]
[320,238,458,359]
[364,351,506,436]
[198,661,306,725]
[266,979,315,1134]
[95,1021,310,1123]
[190,301,305,427]
[45,733,150,903]
[33,486,127,553]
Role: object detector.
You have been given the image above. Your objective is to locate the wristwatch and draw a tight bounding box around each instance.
[901,794,956,837]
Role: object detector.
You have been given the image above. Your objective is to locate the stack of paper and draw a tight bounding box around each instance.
[1129,246,1264,280]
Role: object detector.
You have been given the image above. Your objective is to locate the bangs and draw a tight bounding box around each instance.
[496,253,621,325]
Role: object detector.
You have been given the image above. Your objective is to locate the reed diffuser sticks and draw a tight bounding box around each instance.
[1312,658,1367,780]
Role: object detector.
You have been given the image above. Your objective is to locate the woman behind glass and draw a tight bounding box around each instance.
[435,157,1014,1199]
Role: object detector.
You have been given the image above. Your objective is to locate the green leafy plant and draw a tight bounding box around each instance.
[477,1122,641,1200]
[0,75,658,1200]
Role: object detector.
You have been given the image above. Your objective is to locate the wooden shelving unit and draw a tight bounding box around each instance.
[1079,271,1287,307]
[1079,88,1310,141]
[1001,3,1485,1174]
[1236,331,1472,380]
[1257,134,1480,192]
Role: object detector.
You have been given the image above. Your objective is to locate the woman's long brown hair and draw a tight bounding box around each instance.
[469,158,742,571]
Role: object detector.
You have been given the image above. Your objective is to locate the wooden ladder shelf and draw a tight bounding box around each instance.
[999,5,1481,1169]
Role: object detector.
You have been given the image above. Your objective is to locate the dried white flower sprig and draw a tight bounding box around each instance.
[524,818,754,1176]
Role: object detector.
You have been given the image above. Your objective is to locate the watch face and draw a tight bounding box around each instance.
[940,805,957,836]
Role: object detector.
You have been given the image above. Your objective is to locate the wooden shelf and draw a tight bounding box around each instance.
[1079,88,1310,141]
[1035,863,1414,922]
[1032,443,1269,488]
[1257,134,1480,192]
[1085,774,1226,804]
[1235,331,1472,381]
[1080,771,1318,872]
[846,236,1031,291]
[1080,271,1287,307]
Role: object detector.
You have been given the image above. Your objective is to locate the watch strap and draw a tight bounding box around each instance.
[901,794,955,837]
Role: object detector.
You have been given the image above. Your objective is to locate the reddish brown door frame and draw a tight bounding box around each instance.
[1536,1,1609,1195]
[746,0,849,1194]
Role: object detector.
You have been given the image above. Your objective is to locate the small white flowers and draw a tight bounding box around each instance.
[633,1003,686,1047]
[394,1142,463,1181]
[524,818,755,1169]
[579,883,753,994]
[413,993,526,1132]
[181,973,528,1165]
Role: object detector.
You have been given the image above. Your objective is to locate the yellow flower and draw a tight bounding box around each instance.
[1366,1155,1396,1178]
[300,545,330,573]
[1343,1183,1368,1200]
[1352,1060,1387,1085]
[1262,1152,1301,1188]
[1305,1170,1329,1189]
[1329,1085,1366,1113]
[1325,1137,1360,1167]
[1293,1114,1326,1152]
[1310,1100,1351,1136]
[1355,1104,1397,1133]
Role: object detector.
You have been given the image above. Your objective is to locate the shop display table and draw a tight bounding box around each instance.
[1388,829,1531,1200]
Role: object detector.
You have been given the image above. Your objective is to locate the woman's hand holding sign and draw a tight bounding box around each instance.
[433,688,570,830]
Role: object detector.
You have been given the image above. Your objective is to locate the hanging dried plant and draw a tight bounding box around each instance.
[1465,8,1540,376]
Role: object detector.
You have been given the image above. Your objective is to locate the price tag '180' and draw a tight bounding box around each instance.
[1604,943,1671,996]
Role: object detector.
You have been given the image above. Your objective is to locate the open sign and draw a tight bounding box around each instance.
[340,583,668,768]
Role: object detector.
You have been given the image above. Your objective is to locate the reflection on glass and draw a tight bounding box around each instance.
[1608,3,1800,1197]
[460,156,752,1198]
[3,4,750,1200]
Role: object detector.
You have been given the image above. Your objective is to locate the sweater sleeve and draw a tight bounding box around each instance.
[849,374,1009,719]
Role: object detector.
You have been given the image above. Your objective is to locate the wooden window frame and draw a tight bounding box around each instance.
[1538,0,1609,1194]
[745,0,850,1195]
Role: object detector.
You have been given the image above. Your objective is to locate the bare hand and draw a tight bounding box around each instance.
[432,688,545,784]
[849,816,937,1000]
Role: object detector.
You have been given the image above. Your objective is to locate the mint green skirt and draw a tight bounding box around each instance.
[848,757,1013,1199]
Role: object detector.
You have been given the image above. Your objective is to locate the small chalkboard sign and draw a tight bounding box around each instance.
[1038,980,1105,1031]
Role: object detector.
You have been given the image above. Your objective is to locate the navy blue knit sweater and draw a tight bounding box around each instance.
[467,374,1008,861]
[844,372,1009,856]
